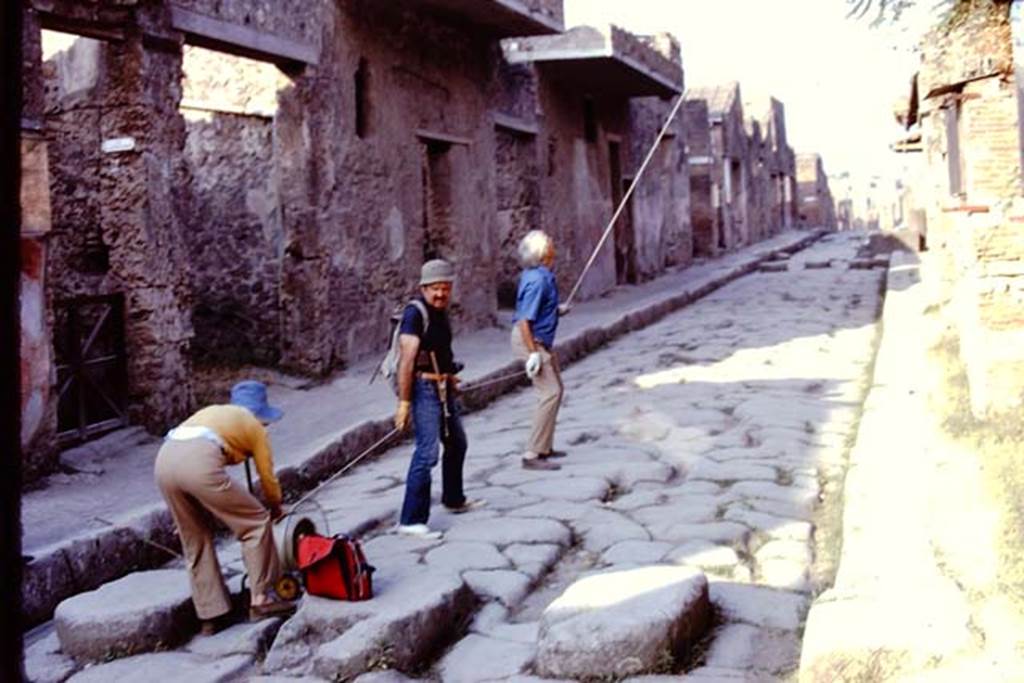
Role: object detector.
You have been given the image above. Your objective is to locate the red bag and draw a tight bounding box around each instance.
[297,534,374,601]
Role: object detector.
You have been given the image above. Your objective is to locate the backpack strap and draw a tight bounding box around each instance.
[409,299,430,336]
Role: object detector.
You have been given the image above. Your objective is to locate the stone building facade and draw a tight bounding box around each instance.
[796,153,838,230]
[18,0,686,479]
[686,82,751,249]
[19,0,828,480]
[896,0,1024,417]
[684,98,721,257]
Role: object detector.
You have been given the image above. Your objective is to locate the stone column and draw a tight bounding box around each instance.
[277,66,333,376]
[95,28,194,431]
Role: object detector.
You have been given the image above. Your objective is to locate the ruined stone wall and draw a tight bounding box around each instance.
[684,100,718,257]
[913,1,1023,416]
[960,76,1022,199]
[534,78,625,298]
[178,46,289,365]
[490,60,543,308]
[272,0,503,374]
[494,127,542,307]
[627,97,692,279]
[38,19,195,436]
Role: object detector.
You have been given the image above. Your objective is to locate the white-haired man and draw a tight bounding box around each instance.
[511,230,570,470]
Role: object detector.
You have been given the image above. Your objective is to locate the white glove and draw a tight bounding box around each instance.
[525,352,543,379]
[557,303,572,316]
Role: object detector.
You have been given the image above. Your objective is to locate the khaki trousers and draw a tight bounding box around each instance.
[511,327,565,455]
[154,438,279,620]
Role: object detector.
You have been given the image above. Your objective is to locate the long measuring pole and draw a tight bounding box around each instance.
[564,93,686,306]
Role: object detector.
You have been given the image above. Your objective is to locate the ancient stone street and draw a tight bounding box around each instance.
[34,232,889,682]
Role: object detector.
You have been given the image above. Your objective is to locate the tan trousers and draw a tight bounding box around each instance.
[511,327,565,455]
[154,438,279,620]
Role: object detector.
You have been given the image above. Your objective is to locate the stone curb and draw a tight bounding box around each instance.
[23,230,824,627]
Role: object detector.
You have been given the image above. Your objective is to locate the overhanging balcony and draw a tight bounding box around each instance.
[502,25,683,98]
[407,0,563,37]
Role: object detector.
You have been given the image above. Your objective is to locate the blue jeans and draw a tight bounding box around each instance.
[399,378,467,525]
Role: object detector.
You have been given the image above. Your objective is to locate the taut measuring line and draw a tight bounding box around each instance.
[564,93,686,307]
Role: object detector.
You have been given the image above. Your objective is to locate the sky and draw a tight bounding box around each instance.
[563,0,939,185]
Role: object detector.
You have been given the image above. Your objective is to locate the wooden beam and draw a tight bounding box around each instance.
[493,112,538,136]
[169,7,317,66]
[415,128,473,146]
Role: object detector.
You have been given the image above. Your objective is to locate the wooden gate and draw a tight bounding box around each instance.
[55,294,129,444]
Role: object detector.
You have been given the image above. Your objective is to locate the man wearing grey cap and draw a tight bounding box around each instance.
[393,259,485,539]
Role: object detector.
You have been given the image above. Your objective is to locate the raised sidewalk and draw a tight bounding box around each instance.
[21,230,822,626]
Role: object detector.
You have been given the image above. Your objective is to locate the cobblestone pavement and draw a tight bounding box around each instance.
[40,233,887,682]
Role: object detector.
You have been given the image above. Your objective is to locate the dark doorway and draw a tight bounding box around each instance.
[422,140,455,261]
[609,141,636,285]
[54,294,129,444]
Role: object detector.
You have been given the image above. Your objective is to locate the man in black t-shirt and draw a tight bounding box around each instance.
[393,259,485,539]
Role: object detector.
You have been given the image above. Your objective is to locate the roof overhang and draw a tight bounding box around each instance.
[502,25,683,98]
[406,0,563,37]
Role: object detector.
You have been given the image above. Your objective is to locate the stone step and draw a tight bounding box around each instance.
[535,565,710,679]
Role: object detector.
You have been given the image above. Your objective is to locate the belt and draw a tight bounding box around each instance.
[166,425,226,451]
[416,372,454,382]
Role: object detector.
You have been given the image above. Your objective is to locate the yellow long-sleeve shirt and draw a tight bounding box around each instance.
[181,404,282,506]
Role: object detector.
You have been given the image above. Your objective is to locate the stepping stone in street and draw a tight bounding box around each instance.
[66,651,252,683]
[55,569,195,662]
[535,565,710,679]
[266,569,474,679]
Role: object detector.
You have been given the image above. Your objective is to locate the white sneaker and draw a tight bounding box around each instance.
[395,523,443,540]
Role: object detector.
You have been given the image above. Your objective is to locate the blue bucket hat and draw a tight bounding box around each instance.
[230,380,283,423]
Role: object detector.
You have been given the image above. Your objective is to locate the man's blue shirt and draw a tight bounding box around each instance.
[514,266,560,348]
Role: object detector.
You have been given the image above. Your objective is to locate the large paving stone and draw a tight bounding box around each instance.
[439,633,534,683]
[24,629,77,683]
[516,476,610,502]
[66,652,252,682]
[425,542,510,572]
[573,508,650,552]
[630,498,721,526]
[186,618,283,658]
[308,570,476,680]
[703,622,800,674]
[688,460,777,483]
[444,517,571,548]
[710,582,807,630]
[643,521,750,546]
[504,543,562,581]
[55,569,196,661]
[664,540,741,570]
[535,565,710,679]
[463,569,532,607]
[602,540,673,565]
[512,500,591,522]
[265,567,469,676]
